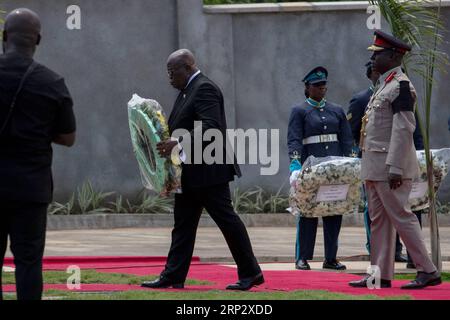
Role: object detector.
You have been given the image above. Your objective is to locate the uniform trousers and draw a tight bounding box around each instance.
[365,180,436,280]
[0,202,48,300]
[295,215,342,262]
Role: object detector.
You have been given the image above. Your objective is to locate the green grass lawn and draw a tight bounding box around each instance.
[4,270,448,300]
[2,289,411,300]
[395,272,450,282]
[1,270,211,286]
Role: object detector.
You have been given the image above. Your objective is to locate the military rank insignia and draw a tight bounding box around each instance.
[385,71,397,83]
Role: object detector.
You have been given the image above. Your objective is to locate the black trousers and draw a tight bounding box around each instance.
[296,215,342,262]
[0,202,48,301]
[161,183,261,282]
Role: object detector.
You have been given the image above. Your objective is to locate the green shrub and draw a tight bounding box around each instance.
[232,186,289,214]
[48,182,174,215]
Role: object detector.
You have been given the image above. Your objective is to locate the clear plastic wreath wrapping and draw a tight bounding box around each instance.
[409,148,449,211]
[128,94,182,195]
[289,156,361,218]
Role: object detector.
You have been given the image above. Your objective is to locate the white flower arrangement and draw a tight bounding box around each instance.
[289,149,450,217]
[290,156,361,218]
[410,149,449,211]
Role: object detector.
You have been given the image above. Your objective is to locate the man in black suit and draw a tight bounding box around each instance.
[347,62,379,156]
[141,49,263,291]
[0,9,76,300]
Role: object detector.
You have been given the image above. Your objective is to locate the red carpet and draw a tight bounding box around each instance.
[3,257,450,300]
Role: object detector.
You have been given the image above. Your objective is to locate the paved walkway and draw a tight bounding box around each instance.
[4,227,450,273]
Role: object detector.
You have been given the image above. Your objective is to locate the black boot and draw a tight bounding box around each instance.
[295,259,311,270]
[323,260,347,270]
[349,275,392,288]
[401,271,442,289]
[141,276,184,289]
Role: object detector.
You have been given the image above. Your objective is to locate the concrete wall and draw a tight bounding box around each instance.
[2,0,450,202]
[2,0,180,198]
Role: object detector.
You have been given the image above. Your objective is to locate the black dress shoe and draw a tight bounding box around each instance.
[401,271,442,289]
[295,260,311,270]
[395,254,408,263]
[323,260,347,270]
[226,273,264,291]
[141,276,184,289]
[406,262,416,269]
[349,275,392,288]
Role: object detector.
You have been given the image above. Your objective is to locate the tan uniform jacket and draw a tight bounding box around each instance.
[360,66,419,181]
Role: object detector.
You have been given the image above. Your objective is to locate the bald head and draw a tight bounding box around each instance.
[167,49,198,90]
[167,49,196,67]
[3,8,41,56]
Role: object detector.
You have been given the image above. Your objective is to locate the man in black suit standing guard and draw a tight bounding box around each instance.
[141,49,263,291]
[0,9,76,300]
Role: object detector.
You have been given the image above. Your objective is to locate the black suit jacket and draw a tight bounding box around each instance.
[347,88,372,146]
[168,73,241,188]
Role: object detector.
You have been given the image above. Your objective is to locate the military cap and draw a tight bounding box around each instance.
[302,66,328,85]
[368,30,412,54]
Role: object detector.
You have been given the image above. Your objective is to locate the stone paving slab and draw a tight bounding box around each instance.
[5,227,450,265]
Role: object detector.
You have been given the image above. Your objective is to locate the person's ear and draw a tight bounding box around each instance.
[36,34,41,46]
[186,64,194,74]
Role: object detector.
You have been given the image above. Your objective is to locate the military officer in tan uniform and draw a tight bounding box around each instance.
[349,31,441,289]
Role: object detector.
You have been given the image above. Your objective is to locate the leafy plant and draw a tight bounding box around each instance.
[232,186,289,213]
[232,188,263,213]
[0,9,4,26]
[370,0,448,271]
[264,187,289,213]
[76,181,114,214]
[107,195,134,214]
[131,189,173,214]
[48,182,291,215]
[436,201,450,215]
[48,194,75,215]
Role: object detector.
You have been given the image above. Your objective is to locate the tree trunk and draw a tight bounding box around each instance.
[426,151,442,271]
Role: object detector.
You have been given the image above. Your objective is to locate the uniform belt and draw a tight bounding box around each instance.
[302,134,338,145]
